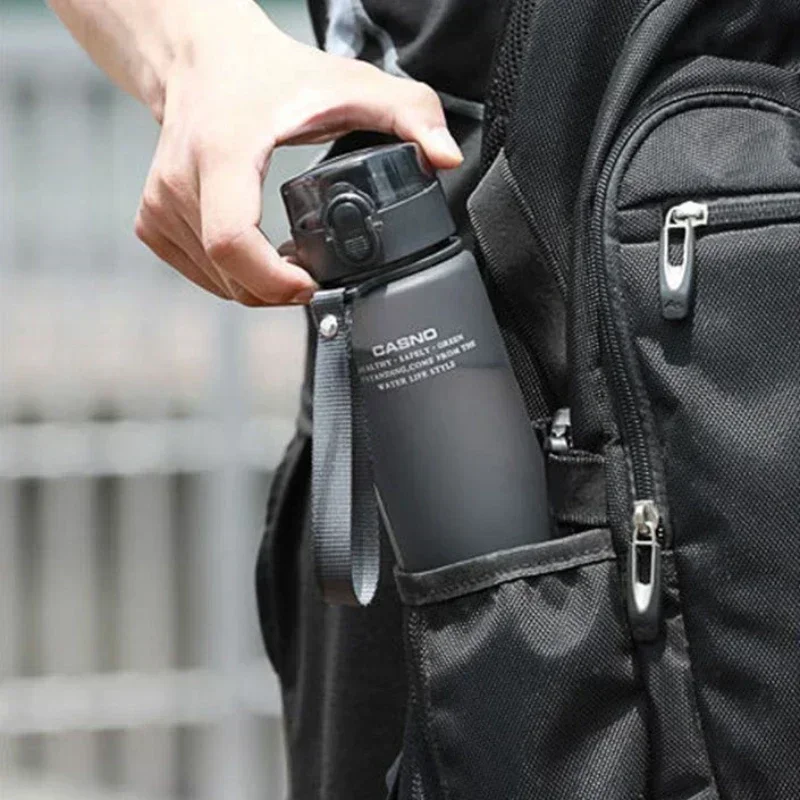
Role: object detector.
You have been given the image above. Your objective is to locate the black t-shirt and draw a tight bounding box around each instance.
[307,0,508,108]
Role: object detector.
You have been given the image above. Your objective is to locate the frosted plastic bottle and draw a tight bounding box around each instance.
[282,143,551,571]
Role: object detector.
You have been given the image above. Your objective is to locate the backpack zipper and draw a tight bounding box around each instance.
[546,407,572,453]
[590,90,800,641]
[659,200,708,320]
[660,194,800,320]
[628,499,664,642]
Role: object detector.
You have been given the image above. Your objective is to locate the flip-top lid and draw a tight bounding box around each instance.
[281,143,455,285]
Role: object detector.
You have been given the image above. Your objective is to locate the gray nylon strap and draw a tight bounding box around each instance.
[310,289,379,606]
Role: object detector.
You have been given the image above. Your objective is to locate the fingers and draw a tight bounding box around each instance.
[142,200,268,305]
[412,125,464,170]
[132,44,460,307]
[134,213,230,299]
[137,200,221,287]
[387,82,463,170]
[198,153,316,304]
[341,61,464,169]
[278,239,305,267]
[136,148,307,306]
[277,59,463,170]
[277,240,296,258]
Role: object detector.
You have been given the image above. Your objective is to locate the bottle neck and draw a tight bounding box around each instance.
[348,237,464,298]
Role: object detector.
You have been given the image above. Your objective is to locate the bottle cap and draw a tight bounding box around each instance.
[281,143,456,285]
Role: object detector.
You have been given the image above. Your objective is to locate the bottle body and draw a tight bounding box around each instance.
[351,245,551,571]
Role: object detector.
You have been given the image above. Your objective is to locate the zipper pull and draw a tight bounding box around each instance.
[627,499,664,642]
[546,407,572,453]
[659,200,708,320]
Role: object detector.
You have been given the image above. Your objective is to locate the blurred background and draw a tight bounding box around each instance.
[1,2,318,798]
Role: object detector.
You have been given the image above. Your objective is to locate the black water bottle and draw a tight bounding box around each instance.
[282,143,551,572]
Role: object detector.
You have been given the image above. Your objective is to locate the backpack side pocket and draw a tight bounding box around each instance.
[394,529,648,800]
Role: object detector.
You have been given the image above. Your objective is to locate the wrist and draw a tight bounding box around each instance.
[154,0,283,123]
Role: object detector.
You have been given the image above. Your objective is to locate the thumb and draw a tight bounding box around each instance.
[350,64,464,169]
[411,124,464,171]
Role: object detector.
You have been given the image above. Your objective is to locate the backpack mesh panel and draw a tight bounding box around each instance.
[481,0,540,173]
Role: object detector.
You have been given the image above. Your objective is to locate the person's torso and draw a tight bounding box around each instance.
[307,0,508,110]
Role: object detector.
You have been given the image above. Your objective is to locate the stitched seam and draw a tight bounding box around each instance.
[556,512,608,525]
[403,544,614,605]
[550,451,605,465]
[431,545,611,593]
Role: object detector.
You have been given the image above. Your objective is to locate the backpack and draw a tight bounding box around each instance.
[390,1,800,797]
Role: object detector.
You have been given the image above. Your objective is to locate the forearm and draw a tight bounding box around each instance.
[47,0,278,121]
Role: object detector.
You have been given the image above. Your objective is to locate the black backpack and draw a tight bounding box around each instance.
[391,1,800,797]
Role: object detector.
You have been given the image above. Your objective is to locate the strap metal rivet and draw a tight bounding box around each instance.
[319,314,339,339]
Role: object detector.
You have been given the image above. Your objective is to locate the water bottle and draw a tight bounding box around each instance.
[282,143,551,573]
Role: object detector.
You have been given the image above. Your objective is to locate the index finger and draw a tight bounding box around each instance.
[199,156,316,304]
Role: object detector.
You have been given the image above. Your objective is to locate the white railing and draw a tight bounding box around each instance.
[1,5,318,799]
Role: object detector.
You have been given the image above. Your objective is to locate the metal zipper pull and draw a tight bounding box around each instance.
[659,200,708,320]
[546,407,572,453]
[627,498,663,642]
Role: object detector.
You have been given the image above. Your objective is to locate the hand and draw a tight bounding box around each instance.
[133,5,463,305]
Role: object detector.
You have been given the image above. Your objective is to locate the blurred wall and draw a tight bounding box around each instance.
[1,2,318,799]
